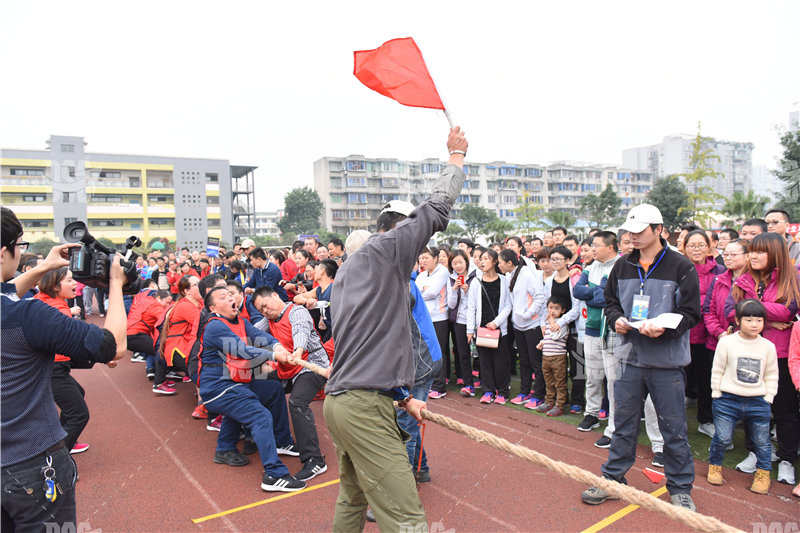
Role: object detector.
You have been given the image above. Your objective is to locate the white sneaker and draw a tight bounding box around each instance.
[735,452,757,474]
[771,449,778,462]
[777,461,796,485]
[697,422,715,438]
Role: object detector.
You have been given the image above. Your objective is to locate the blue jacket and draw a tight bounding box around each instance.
[243,262,287,302]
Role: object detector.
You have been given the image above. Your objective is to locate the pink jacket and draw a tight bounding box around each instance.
[789,322,800,390]
[691,256,725,345]
[725,268,799,359]
[703,270,734,351]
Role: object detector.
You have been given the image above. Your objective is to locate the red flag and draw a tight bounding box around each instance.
[353,37,445,110]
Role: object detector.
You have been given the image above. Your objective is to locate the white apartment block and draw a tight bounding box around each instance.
[254,211,282,239]
[623,134,753,209]
[313,156,652,234]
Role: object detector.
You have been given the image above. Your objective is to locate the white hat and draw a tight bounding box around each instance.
[620,204,663,234]
[345,230,371,256]
[240,238,256,249]
[380,200,415,217]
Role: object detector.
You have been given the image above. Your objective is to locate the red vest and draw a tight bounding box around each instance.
[268,304,334,380]
[200,316,253,383]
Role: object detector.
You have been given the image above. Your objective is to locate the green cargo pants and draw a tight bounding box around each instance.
[323,390,427,532]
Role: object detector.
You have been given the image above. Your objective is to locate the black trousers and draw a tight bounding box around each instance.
[514,326,543,398]
[127,333,156,355]
[568,334,586,407]
[773,357,800,462]
[67,296,85,320]
[1,446,77,533]
[155,352,187,386]
[690,344,713,424]
[270,371,327,463]
[505,317,518,374]
[431,320,452,393]
[452,322,473,387]
[51,362,89,451]
[477,335,510,398]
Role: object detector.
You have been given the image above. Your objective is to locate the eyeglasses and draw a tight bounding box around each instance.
[11,240,30,251]
[722,252,744,258]
[765,219,784,226]
[684,244,708,251]
[550,257,565,263]
[190,282,200,287]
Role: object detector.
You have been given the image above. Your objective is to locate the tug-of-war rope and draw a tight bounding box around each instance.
[290,358,744,533]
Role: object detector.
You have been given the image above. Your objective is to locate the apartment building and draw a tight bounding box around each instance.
[0,135,256,250]
[254,211,283,239]
[313,156,652,234]
[623,134,753,209]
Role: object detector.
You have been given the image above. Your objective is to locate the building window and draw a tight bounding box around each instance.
[62,192,77,202]
[330,194,342,204]
[500,167,519,176]
[147,194,173,204]
[330,177,342,188]
[10,168,45,176]
[206,196,219,205]
[524,168,541,177]
[22,194,46,202]
[345,161,365,171]
[129,177,141,187]
[60,144,75,153]
[380,162,399,172]
[381,178,399,188]
[329,161,343,172]
[332,210,344,220]
[89,171,122,178]
[487,195,496,203]
[205,173,218,183]
[421,163,440,174]
[208,219,220,228]
[346,176,366,187]
[487,182,495,189]
[22,219,50,228]
[347,193,367,203]
[149,218,173,226]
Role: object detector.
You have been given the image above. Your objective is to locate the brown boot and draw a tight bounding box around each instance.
[750,468,771,494]
[707,464,724,485]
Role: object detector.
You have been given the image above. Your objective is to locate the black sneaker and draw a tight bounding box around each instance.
[214,449,249,467]
[131,353,146,363]
[577,414,600,432]
[276,443,300,457]
[146,369,155,380]
[414,469,431,483]
[242,438,258,456]
[594,435,612,449]
[651,452,665,468]
[295,457,327,481]
[261,473,306,492]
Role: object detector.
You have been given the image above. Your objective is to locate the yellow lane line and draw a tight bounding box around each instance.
[579,486,669,533]
[192,478,341,523]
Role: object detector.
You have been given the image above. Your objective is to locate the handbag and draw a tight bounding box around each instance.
[475,278,501,349]
[476,327,500,348]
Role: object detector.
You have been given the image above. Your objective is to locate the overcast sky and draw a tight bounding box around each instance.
[2,1,798,212]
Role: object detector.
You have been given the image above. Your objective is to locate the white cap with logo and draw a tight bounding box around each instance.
[240,238,256,249]
[620,203,663,234]
[380,200,415,217]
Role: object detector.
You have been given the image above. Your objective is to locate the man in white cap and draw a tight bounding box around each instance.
[581,203,701,512]
[324,127,468,531]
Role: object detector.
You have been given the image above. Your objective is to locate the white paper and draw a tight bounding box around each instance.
[624,313,683,330]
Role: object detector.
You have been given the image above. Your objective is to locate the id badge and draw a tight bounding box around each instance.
[631,294,650,321]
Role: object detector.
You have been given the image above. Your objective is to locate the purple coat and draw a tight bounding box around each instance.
[703,270,734,352]
[690,256,725,346]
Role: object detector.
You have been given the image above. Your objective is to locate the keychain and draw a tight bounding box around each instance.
[42,456,62,503]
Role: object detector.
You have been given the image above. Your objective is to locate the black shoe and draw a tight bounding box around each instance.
[295,457,327,481]
[366,508,376,522]
[214,449,249,467]
[261,473,306,492]
[276,443,300,457]
[242,438,258,455]
[146,369,155,380]
[577,414,600,432]
[651,452,665,468]
[414,469,431,483]
[594,435,612,449]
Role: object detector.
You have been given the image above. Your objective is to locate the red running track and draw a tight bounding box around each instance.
[72,338,799,532]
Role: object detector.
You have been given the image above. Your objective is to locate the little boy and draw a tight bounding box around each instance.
[536,297,570,417]
[708,299,778,494]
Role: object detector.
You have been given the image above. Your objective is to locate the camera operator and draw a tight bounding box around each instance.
[1,207,127,531]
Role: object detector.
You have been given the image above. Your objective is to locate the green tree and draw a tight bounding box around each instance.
[253,235,281,248]
[277,187,323,238]
[29,237,58,256]
[436,222,465,246]
[315,228,344,246]
[676,122,724,227]
[459,204,497,241]
[514,192,546,235]
[547,210,576,230]
[645,175,692,232]
[580,184,623,228]
[772,127,800,220]
[484,219,516,242]
[721,190,769,226]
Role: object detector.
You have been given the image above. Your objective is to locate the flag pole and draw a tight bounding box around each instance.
[443,109,455,130]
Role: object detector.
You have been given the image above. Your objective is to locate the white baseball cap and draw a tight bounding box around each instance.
[345,230,372,256]
[620,203,663,234]
[380,200,415,217]
[240,238,256,249]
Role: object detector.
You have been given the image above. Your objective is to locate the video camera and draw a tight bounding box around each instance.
[63,221,145,295]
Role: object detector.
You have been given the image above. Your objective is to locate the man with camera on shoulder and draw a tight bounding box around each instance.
[1,207,128,531]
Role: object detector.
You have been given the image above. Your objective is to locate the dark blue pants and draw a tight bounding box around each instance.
[601,364,694,495]
[1,447,77,532]
[397,377,434,473]
[709,393,771,470]
[207,381,292,477]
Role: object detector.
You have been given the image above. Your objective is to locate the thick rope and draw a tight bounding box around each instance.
[292,358,743,533]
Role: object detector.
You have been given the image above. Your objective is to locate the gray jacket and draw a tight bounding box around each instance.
[326,164,465,394]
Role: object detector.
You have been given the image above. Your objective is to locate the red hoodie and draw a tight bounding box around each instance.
[34,293,72,362]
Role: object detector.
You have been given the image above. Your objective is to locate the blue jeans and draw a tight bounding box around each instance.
[396,378,433,473]
[709,393,772,470]
[602,364,694,495]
